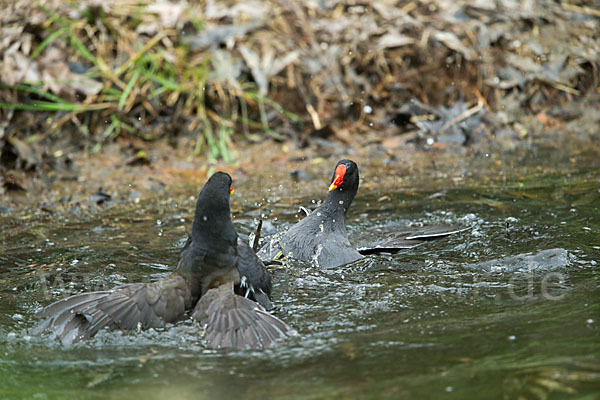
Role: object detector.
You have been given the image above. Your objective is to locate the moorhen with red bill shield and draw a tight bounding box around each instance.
[32,172,293,350]
[258,160,470,269]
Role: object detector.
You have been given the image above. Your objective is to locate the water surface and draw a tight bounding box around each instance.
[1,149,599,399]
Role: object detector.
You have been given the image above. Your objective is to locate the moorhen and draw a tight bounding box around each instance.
[32,172,293,350]
[258,159,469,269]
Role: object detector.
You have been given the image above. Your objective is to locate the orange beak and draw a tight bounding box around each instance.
[230,185,234,195]
[328,164,347,191]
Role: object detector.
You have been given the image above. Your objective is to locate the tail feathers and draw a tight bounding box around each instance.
[193,287,294,350]
[357,224,471,255]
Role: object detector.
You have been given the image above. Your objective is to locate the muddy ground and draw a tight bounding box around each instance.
[0,0,599,201]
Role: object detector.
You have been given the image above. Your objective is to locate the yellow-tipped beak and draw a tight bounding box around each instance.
[230,186,235,195]
[329,164,347,191]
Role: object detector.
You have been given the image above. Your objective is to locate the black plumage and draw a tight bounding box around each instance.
[32,172,292,349]
[258,160,470,269]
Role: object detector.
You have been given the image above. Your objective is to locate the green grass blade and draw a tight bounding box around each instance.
[246,92,301,122]
[0,102,111,112]
[31,28,66,59]
[257,96,270,133]
[118,70,140,110]
[140,68,181,92]
[66,29,98,65]
[39,5,99,66]
[218,124,233,163]
[1,84,68,103]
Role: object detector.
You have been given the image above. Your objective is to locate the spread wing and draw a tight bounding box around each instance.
[357,224,471,255]
[192,285,294,350]
[31,273,191,344]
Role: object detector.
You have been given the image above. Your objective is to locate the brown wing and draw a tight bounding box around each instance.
[192,284,294,350]
[32,273,191,344]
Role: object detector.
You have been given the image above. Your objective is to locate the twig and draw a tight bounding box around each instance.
[561,2,600,17]
[440,98,484,133]
[115,30,169,77]
[306,103,322,130]
[473,88,490,110]
[550,82,580,96]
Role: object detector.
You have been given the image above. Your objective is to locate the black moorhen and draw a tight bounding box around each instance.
[258,160,469,269]
[32,172,293,350]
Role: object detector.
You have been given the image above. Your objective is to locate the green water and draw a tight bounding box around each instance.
[1,151,599,399]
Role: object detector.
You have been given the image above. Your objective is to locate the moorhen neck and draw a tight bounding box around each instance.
[32,172,293,350]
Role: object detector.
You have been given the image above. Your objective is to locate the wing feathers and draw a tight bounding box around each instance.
[32,273,189,343]
[357,224,471,255]
[193,286,293,350]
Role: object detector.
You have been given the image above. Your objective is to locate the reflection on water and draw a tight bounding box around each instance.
[1,153,599,399]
